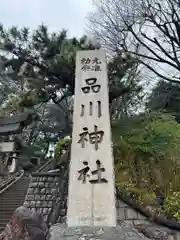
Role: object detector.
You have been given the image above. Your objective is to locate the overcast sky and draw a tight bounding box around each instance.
[0,0,93,37]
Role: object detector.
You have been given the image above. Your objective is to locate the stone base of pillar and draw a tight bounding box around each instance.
[49,223,147,240]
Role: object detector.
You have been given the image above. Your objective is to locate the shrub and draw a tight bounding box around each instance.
[164,192,180,220]
[54,138,69,158]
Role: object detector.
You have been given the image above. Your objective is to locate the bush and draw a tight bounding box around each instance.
[119,184,156,206]
[113,112,180,220]
[54,138,69,158]
[164,192,180,220]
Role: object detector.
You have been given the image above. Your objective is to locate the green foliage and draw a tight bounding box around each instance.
[113,112,180,219]
[164,192,180,220]
[146,81,180,113]
[54,138,70,158]
[120,184,156,206]
[113,112,180,162]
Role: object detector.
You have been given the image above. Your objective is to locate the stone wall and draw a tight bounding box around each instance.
[116,199,180,240]
[23,163,180,240]
[24,169,68,227]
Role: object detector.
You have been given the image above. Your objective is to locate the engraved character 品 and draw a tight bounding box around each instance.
[81,78,101,94]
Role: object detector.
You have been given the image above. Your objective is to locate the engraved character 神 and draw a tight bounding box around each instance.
[89,125,104,150]
[78,125,104,150]
[77,127,88,148]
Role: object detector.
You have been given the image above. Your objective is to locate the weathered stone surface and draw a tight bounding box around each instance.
[126,208,138,220]
[0,206,49,240]
[67,49,116,227]
[29,182,38,188]
[49,224,149,240]
[135,223,173,240]
[27,188,34,194]
[26,195,34,201]
[41,188,46,194]
[39,182,45,188]
[117,208,125,221]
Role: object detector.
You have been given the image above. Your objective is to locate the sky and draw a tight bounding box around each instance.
[0,0,94,37]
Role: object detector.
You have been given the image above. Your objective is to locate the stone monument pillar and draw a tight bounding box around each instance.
[50,50,145,240]
[67,49,116,227]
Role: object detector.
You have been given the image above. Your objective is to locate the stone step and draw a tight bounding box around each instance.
[0,177,29,230]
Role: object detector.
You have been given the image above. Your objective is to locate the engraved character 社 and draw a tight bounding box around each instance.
[77,161,90,183]
[81,78,101,94]
[89,160,108,184]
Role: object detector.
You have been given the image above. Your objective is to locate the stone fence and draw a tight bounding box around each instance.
[23,168,180,240]
[24,170,68,227]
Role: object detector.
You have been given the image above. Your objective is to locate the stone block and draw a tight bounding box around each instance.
[51,196,56,200]
[46,195,52,201]
[42,201,48,208]
[30,201,36,208]
[34,188,39,194]
[116,200,128,208]
[133,220,143,226]
[29,182,38,188]
[27,188,34,194]
[49,225,149,240]
[40,195,46,201]
[116,208,125,221]
[51,188,56,194]
[174,232,180,240]
[35,195,41,201]
[126,208,138,220]
[41,188,46,194]
[44,214,48,222]
[26,195,34,201]
[48,208,52,213]
[38,182,45,188]
[137,213,147,220]
[36,201,41,207]
[48,201,53,208]
[48,177,54,182]
[31,176,37,182]
[23,201,29,207]
[60,209,66,216]
[45,189,50,194]
[54,177,59,182]
[168,235,175,240]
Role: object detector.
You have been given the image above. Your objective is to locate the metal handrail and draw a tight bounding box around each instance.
[36,159,52,173]
[0,158,51,195]
[0,170,24,194]
[0,173,19,190]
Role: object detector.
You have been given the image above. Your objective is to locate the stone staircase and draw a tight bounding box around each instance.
[0,160,52,233]
[0,176,29,233]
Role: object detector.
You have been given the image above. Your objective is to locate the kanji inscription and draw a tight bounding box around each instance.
[81,57,102,72]
[80,101,102,117]
[78,160,108,184]
[67,50,116,227]
[81,78,101,94]
[77,161,90,183]
[78,125,104,150]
